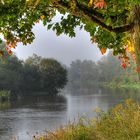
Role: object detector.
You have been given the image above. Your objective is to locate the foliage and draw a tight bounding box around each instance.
[0,45,67,94]
[39,58,68,93]
[67,51,139,89]
[0,0,139,63]
[0,90,10,98]
[0,101,11,109]
[0,90,11,101]
[104,82,140,90]
[34,99,140,140]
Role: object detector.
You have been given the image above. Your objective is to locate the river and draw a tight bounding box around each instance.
[0,88,139,140]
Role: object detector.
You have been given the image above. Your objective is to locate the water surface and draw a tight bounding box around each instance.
[0,88,139,140]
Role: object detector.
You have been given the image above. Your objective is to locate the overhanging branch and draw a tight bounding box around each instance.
[56,0,134,33]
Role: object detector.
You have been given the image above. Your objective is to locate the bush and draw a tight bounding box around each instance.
[0,90,11,101]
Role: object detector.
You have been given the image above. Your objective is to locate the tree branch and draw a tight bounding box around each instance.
[56,0,134,33]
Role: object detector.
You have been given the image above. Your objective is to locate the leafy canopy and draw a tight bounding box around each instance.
[0,0,140,67]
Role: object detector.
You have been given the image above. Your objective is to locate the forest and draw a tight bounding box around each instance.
[0,47,138,97]
[68,52,139,89]
[0,51,67,96]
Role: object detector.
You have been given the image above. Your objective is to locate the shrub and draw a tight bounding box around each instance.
[0,90,11,101]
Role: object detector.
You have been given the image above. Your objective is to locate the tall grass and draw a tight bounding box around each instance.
[0,90,11,101]
[34,99,140,140]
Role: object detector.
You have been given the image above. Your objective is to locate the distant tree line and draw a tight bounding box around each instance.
[67,52,139,89]
[0,54,67,95]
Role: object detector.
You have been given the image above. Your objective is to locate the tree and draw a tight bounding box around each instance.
[68,52,139,89]
[39,58,67,94]
[68,60,98,88]
[0,43,67,94]
[20,63,41,91]
[25,53,42,66]
[97,53,121,82]
[0,55,23,91]
[0,1,140,78]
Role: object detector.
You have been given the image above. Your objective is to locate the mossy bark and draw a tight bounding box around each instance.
[133,6,140,80]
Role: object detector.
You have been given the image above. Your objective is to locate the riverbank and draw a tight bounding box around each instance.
[35,99,140,140]
[103,82,140,90]
[0,90,11,101]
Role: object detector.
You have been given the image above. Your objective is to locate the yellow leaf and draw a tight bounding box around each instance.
[0,51,4,56]
[40,15,45,20]
[88,0,94,7]
[127,40,135,53]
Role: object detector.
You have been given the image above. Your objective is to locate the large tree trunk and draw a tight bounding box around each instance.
[133,6,140,80]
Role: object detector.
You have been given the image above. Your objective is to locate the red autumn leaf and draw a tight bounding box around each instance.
[9,44,16,49]
[121,63,127,69]
[5,47,10,51]
[94,0,107,9]
[100,47,107,55]
[5,47,13,55]
[7,50,12,55]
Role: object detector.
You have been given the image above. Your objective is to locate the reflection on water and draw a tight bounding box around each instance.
[0,102,11,110]
[0,95,67,140]
[0,88,140,140]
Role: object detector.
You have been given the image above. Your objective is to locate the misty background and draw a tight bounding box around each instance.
[13,14,103,66]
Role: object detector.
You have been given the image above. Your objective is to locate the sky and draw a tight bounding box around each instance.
[13,14,103,66]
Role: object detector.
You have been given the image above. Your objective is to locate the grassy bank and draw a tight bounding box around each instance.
[103,82,140,89]
[34,99,140,140]
[0,90,11,101]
